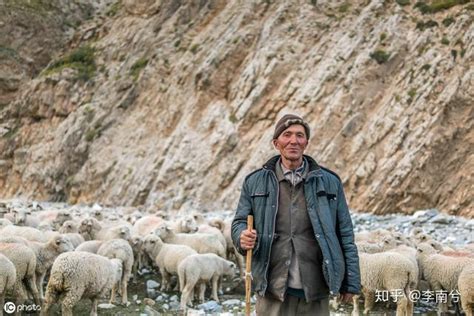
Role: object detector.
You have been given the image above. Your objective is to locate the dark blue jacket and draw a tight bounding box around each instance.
[231,155,361,297]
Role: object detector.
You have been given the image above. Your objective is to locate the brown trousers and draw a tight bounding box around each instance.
[256,294,329,316]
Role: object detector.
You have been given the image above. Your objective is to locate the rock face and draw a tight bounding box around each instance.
[0,0,472,217]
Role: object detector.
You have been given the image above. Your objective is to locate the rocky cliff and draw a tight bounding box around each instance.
[0,0,472,217]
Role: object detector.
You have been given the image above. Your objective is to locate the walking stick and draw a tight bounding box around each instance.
[245,215,254,316]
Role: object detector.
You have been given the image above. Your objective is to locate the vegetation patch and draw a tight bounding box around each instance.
[338,2,351,13]
[106,1,122,17]
[189,44,200,54]
[396,0,411,6]
[416,20,439,30]
[441,36,450,45]
[407,88,417,104]
[414,0,470,14]
[370,50,390,64]
[442,16,455,26]
[420,64,431,71]
[130,58,148,81]
[44,45,96,81]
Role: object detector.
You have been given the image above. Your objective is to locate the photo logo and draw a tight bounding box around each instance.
[4,302,15,314]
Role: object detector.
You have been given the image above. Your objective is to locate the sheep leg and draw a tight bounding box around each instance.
[36,272,45,299]
[199,282,206,303]
[233,249,245,278]
[395,295,408,316]
[211,275,220,302]
[461,298,472,316]
[120,278,128,305]
[351,294,360,316]
[109,284,117,304]
[160,268,170,291]
[363,290,375,315]
[90,297,98,316]
[25,274,41,306]
[61,291,80,316]
[180,284,194,310]
[41,285,59,316]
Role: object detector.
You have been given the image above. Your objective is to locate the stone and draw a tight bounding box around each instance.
[98,303,116,309]
[146,280,160,289]
[197,301,222,313]
[222,299,241,306]
[143,305,161,316]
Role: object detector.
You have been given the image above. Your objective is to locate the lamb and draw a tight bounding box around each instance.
[133,215,167,236]
[61,233,85,249]
[355,228,392,243]
[416,243,474,314]
[36,209,73,230]
[178,253,236,309]
[26,235,74,298]
[97,239,134,304]
[154,224,226,258]
[0,253,16,314]
[129,235,143,276]
[353,251,417,316]
[41,251,123,316]
[59,220,79,234]
[188,213,227,252]
[0,225,50,242]
[79,218,131,241]
[0,218,12,229]
[356,236,397,254]
[210,217,245,277]
[0,242,41,307]
[75,240,104,253]
[458,264,474,316]
[9,207,40,228]
[142,234,197,291]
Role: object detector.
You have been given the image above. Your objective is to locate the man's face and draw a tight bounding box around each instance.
[273,124,308,162]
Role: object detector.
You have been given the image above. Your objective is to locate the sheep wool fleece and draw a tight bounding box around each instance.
[231,155,361,298]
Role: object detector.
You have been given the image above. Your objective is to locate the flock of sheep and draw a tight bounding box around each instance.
[0,202,240,315]
[0,201,472,316]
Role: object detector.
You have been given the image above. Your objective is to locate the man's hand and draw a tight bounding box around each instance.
[340,293,355,304]
[240,228,257,251]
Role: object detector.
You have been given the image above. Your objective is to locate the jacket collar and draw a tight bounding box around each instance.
[263,154,321,174]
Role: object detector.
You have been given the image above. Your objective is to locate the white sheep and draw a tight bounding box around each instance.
[0,225,50,242]
[9,207,40,227]
[178,253,236,309]
[188,213,227,252]
[58,220,79,234]
[416,243,474,314]
[142,234,197,291]
[129,235,143,276]
[0,242,41,307]
[353,251,417,316]
[458,264,474,316]
[75,240,104,253]
[154,224,226,258]
[27,235,75,298]
[356,236,397,253]
[209,217,245,278]
[0,253,16,313]
[97,239,134,304]
[61,233,85,249]
[132,215,167,236]
[79,218,131,241]
[41,251,123,316]
[0,218,12,229]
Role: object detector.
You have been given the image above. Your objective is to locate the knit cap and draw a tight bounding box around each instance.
[273,114,310,139]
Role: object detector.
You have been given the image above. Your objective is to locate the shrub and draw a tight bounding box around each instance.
[45,45,96,81]
[130,58,148,80]
[441,36,450,45]
[396,0,411,5]
[370,50,390,64]
[421,64,431,71]
[416,20,439,30]
[338,2,350,13]
[415,0,470,14]
[190,44,199,54]
[442,16,455,26]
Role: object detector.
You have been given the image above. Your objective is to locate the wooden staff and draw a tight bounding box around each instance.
[245,215,254,316]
